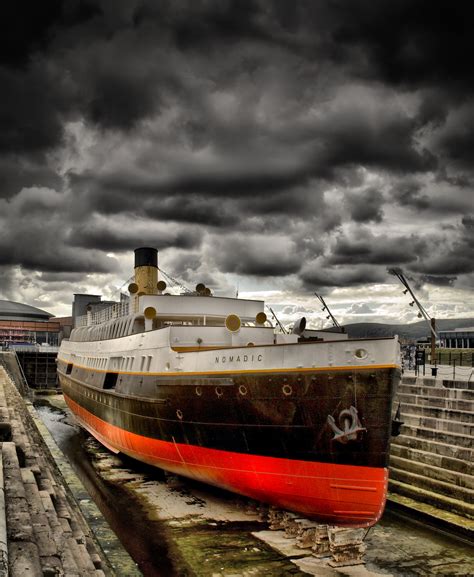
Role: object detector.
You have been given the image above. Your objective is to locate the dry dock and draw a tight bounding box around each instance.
[0,357,473,576]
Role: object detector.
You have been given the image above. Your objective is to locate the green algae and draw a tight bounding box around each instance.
[169,524,307,577]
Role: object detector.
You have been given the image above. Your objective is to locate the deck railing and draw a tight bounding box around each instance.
[76,301,130,327]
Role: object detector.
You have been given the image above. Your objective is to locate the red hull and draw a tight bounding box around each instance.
[65,394,387,526]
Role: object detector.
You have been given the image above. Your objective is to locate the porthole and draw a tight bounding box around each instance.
[195,386,202,396]
[176,409,183,420]
[215,387,223,397]
[354,348,368,360]
[238,385,248,396]
[282,384,293,396]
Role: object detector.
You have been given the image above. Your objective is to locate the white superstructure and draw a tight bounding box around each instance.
[63,247,400,377]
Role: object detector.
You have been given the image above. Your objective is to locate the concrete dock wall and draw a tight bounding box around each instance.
[0,352,29,396]
[0,366,141,576]
[389,374,474,530]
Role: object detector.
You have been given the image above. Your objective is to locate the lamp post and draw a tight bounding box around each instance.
[314,293,344,332]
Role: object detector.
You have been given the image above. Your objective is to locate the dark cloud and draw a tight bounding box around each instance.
[331,1,474,92]
[69,217,203,252]
[0,63,75,156]
[0,266,14,297]
[38,271,91,283]
[419,275,456,287]
[163,251,203,284]
[309,94,436,175]
[301,263,386,289]
[345,188,384,223]
[329,229,427,266]
[0,0,472,307]
[408,215,474,279]
[434,103,474,167]
[0,156,63,199]
[213,234,301,277]
[392,181,431,211]
[0,0,63,68]
[145,195,238,227]
[0,188,118,274]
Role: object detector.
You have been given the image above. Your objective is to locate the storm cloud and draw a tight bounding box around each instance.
[0,0,473,318]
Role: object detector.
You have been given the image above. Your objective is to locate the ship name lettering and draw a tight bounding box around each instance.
[214,354,263,364]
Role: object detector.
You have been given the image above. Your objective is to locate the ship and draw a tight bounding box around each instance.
[57,247,401,527]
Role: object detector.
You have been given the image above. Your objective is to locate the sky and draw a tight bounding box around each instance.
[0,0,473,328]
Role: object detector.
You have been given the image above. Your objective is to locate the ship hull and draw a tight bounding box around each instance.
[58,361,399,527]
[65,393,387,525]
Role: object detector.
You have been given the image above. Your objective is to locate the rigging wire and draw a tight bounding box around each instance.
[109,276,134,299]
[110,266,193,300]
[157,267,193,294]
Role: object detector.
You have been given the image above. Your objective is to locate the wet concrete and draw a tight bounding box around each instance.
[34,395,474,577]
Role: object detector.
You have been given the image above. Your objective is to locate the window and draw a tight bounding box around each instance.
[109,356,122,371]
[103,372,118,390]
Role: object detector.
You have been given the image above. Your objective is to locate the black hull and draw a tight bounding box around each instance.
[58,360,400,469]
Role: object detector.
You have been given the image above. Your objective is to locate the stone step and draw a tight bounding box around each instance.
[442,378,474,391]
[405,376,454,388]
[399,413,474,436]
[391,433,474,461]
[398,423,472,447]
[389,455,474,490]
[397,383,474,400]
[389,466,474,503]
[390,443,473,476]
[402,373,474,390]
[2,442,44,575]
[388,478,474,520]
[397,402,474,423]
[387,491,474,541]
[396,392,473,412]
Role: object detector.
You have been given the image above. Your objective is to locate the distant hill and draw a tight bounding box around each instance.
[343,318,474,340]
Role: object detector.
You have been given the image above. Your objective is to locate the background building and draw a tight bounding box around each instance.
[0,299,60,349]
[439,327,474,349]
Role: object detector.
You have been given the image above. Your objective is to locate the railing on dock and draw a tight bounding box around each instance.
[435,349,474,367]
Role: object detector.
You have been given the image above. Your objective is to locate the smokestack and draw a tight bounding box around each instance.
[135,247,158,269]
[132,247,158,297]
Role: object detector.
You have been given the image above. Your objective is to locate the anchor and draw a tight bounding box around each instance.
[327,406,366,444]
[391,402,404,437]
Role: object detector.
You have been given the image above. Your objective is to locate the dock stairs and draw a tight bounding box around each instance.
[389,375,474,530]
